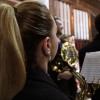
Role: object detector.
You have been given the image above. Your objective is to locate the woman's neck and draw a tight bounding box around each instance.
[36,55,48,73]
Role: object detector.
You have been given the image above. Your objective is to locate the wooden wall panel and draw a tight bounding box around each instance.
[75,39,90,50]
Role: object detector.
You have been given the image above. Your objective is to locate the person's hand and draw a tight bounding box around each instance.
[58,71,72,80]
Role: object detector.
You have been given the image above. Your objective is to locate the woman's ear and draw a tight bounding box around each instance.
[42,37,51,56]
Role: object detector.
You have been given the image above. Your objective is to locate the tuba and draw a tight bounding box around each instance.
[51,41,90,100]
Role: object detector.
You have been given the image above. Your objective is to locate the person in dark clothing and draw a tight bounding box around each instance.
[79,14,100,100]
[7,1,71,100]
[48,16,77,100]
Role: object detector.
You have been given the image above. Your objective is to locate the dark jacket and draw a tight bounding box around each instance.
[79,34,100,100]
[13,67,70,100]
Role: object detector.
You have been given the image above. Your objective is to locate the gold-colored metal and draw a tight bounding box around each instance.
[92,77,100,95]
[61,42,78,67]
[51,42,90,100]
[61,42,90,100]
[52,41,100,99]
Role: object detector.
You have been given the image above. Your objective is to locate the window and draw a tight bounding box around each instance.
[73,9,89,40]
[50,0,71,35]
[49,0,90,40]
[39,0,49,9]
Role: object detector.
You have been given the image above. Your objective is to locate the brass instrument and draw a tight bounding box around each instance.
[52,42,90,100]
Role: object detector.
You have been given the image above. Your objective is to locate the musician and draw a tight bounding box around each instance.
[48,17,77,100]
[79,14,100,100]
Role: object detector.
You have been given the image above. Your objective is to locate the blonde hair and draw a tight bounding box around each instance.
[0,3,26,99]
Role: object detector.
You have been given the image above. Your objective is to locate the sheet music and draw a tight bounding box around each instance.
[81,51,100,84]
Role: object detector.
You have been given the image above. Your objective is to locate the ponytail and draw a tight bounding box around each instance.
[0,3,26,99]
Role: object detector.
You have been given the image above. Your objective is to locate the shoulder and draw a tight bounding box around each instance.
[13,78,70,100]
[13,70,70,100]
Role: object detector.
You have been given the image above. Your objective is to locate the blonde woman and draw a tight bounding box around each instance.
[0,3,26,99]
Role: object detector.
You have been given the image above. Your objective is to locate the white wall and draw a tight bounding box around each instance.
[37,0,49,9]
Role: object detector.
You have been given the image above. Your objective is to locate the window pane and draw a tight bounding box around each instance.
[73,9,89,40]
